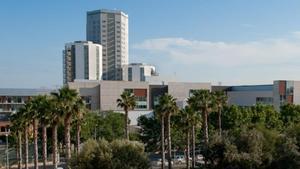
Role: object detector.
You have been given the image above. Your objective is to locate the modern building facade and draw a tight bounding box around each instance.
[63,41,102,84]
[122,63,158,82]
[87,9,129,81]
[0,88,53,135]
[68,80,211,125]
[213,80,300,110]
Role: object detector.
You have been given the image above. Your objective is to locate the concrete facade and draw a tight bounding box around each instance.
[122,63,157,82]
[87,9,129,81]
[63,41,102,84]
[168,82,211,108]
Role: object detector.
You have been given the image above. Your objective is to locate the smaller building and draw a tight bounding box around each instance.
[0,88,53,135]
[122,63,158,82]
[63,41,102,84]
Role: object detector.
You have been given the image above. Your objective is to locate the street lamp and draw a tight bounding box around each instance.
[5,127,10,169]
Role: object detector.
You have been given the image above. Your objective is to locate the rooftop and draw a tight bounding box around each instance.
[0,88,54,96]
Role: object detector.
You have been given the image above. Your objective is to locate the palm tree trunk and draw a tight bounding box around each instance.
[161,116,165,169]
[52,122,58,169]
[18,132,22,169]
[125,109,129,140]
[64,114,72,161]
[203,110,209,145]
[192,125,196,169]
[33,119,39,169]
[218,108,222,136]
[167,115,172,169]
[42,124,47,169]
[203,110,208,166]
[186,129,190,169]
[24,126,29,169]
[76,122,81,155]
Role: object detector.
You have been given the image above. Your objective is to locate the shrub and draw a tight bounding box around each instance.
[70,139,150,169]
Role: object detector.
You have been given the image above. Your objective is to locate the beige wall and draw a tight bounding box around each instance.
[168,82,211,108]
[99,81,149,111]
[68,80,100,110]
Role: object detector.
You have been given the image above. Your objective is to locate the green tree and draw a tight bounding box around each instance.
[188,90,214,146]
[35,95,53,169]
[213,91,227,136]
[155,94,178,169]
[30,97,40,169]
[73,98,87,155]
[117,91,136,140]
[53,87,79,161]
[70,139,150,169]
[10,112,24,169]
[137,115,161,152]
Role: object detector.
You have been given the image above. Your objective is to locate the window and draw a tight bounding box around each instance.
[128,67,132,81]
[140,67,145,81]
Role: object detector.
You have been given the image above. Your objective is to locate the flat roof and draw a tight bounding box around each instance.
[228,85,273,92]
[87,9,128,17]
[0,88,54,96]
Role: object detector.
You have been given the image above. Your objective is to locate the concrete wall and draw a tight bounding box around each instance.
[293,81,300,105]
[68,80,101,110]
[99,81,149,111]
[168,82,211,108]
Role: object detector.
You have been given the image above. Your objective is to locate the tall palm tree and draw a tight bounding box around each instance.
[10,112,23,169]
[117,90,136,140]
[73,98,86,155]
[18,104,32,169]
[188,90,213,145]
[49,93,64,169]
[52,87,79,161]
[178,107,191,169]
[30,97,41,169]
[156,94,178,169]
[36,95,53,169]
[213,91,227,136]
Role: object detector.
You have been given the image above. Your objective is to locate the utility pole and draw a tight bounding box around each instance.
[5,128,9,169]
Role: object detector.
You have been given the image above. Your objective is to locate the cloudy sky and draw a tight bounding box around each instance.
[1,0,300,88]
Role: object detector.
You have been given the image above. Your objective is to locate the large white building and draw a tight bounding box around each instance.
[122,63,157,82]
[87,9,129,81]
[63,41,102,84]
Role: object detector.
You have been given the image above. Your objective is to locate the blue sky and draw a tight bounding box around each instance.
[1,0,300,88]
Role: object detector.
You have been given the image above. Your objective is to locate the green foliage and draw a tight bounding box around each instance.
[138,115,161,152]
[78,111,125,142]
[70,139,150,169]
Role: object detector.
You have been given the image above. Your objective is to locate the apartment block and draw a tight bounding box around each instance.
[87,9,129,81]
[63,41,102,84]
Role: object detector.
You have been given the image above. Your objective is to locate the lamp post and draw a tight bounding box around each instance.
[5,128,9,169]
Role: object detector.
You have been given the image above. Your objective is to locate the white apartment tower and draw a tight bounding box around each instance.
[63,41,102,84]
[86,9,129,81]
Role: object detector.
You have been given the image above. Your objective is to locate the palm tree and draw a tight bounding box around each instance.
[49,93,63,169]
[30,97,41,169]
[18,104,32,169]
[10,112,23,169]
[117,90,136,140]
[178,107,191,169]
[52,87,79,161]
[213,91,227,136]
[73,98,86,155]
[188,90,213,146]
[36,95,53,169]
[155,94,178,169]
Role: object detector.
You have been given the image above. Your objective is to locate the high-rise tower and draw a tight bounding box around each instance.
[87,9,129,81]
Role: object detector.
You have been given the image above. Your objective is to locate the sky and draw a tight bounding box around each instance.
[1,0,300,88]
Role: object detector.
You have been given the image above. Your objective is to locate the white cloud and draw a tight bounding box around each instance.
[133,35,300,67]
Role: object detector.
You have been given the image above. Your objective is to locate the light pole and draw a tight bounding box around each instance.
[5,128,9,169]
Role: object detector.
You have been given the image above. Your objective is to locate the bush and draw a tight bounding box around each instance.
[70,139,150,169]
